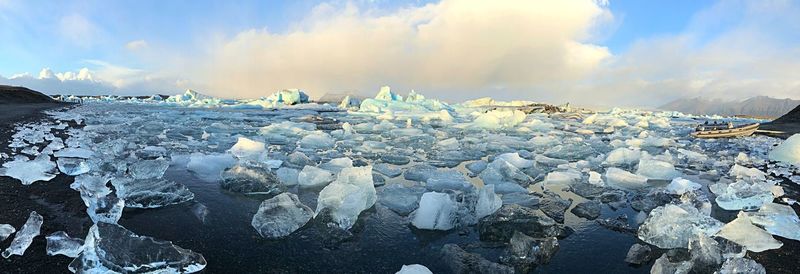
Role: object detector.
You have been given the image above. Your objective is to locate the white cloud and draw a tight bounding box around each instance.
[0,64,184,96]
[125,40,148,51]
[195,0,612,100]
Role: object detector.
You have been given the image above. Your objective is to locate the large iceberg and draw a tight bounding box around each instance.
[315,166,377,230]
[251,193,314,238]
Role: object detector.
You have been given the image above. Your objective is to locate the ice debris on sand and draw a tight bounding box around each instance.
[2,211,43,258]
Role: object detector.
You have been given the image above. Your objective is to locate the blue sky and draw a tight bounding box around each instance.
[1,0,798,106]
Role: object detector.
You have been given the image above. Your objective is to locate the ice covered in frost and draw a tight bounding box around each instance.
[251,193,314,239]
[46,231,84,257]
[395,264,433,274]
[411,192,457,230]
[476,185,503,219]
[746,202,800,241]
[768,134,800,166]
[0,155,57,185]
[69,222,207,273]
[2,211,43,258]
[186,153,236,182]
[638,204,723,249]
[112,178,195,208]
[315,166,377,230]
[471,109,526,130]
[605,167,649,189]
[717,212,782,252]
[229,137,266,159]
[636,158,679,180]
[128,158,170,180]
[298,165,336,188]
[665,177,701,195]
[0,224,15,241]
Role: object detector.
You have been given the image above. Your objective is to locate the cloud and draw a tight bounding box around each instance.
[0,64,184,96]
[125,40,148,51]
[196,0,613,100]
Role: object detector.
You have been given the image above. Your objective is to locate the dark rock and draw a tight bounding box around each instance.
[624,243,653,265]
[500,192,539,207]
[630,191,674,213]
[570,200,601,220]
[570,183,607,199]
[440,244,514,274]
[372,172,385,186]
[478,204,567,242]
[539,191,572,223]
[596,214,635,233]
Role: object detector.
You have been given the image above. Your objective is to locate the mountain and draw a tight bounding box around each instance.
[0,85,57,104]
[761,104,800,138]
[659,96,800,118]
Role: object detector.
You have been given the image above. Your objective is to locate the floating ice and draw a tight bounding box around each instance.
[2,211,43,258]
[298,132,335,150]
[46,231,84,257]
[319,157,354,173]
[298,165,336,188]
[472,109,526,130]
[251,193,314,238]
[69,222,207,273]
[426,170,474,192]
[220,165,284,195]
[543,170,582,187]
[746,202,800,241]
[665,177,701,195]
[395,264,433,274]
[0,154,57,185]
[478,205,565,242]
[718,257,766,274]
[710,180,774,211]
[229,137,266,159]
[717,212,783,252]
[112,178,195,208]
[605,167,649,189]
[638,204,723,249]
[276,167,300,186]
[479,158,533,186]
[128,158,169,180]
[186,153,236,182]
[411,192,458,230]
[374,163,403,178]
[315,166,377,230]
[728,164,766,182]
[636,158,679,180]
[604,147,640,167]
[476,185,503,219]
[379,184,426,215]
[768,134,800,166]
[441,244,514,274]
[0,224,15,241]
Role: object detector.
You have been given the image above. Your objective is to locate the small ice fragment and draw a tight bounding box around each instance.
[2,211,43,258]
[53,147,94,159]
[605,167,648,189]
[46,231,84,257]
[56,157,91,176]
[0,224,15,241]
[665,177,701,195]
[1,154,57,185]
[411,192,457,230]
[251,193,313,238]
[395,264,433,274]
[276,167,300,186]
[476,185,503,219]
[298,165,336,188]
[229,137,266,159]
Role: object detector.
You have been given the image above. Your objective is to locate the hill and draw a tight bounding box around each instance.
[659,96,800,118]
[0,85,57,104]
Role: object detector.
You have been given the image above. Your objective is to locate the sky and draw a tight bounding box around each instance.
[0,0,798,107]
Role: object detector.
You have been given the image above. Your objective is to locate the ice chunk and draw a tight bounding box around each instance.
[494,153,533,169]
[623,243,653,265]
[636,159,679,180]
[315,166,377,230]
[570,200,601,220]
[2,211,43,258]
[465,161,488,176]
[375,86,403,101]
[604,147,640,166]
[395,264,433,274]
[276,167,300,186]
[0,224,15,242]
[404,164,438,182]
[379,184,425,215]
[746,202,800,241]
[638,204,723,249]
[229,137,266,159]
[46,231,84,257]
[112,178,195,208]
[128,158,169,180]
[478,205,566,242]
[426,170,474,192]
[650,254,692,274]
[472,109,526,130]
[87,195,125,224]
[665,177,701,195]
[411,192,458,230]
[605,167,648,189]
[1,155,57,185]
[711,180,774,210]
[499,231,559,272]
[69,222,206,273]
[319,157,353,173]
[186,153,236,182]
[268,89,309,105]
[298,132,335,150]
[717,212,783,252]
[56,157,91,176]
[476,185,503,219]
[718,257,766,274]
[251,193,314,239]
[220,165,284,195]
[768,134,800,166]
[588,171,604,186]
[728,164,766,182]
[479,158,533,186]
[543,170,582,186]
[373,163,403,178]
[298,165,336,188]
[53,147,94,159]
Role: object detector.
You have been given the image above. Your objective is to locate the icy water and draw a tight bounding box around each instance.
[3,99,800,273]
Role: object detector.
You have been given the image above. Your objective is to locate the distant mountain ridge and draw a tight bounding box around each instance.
[659,96,800,118]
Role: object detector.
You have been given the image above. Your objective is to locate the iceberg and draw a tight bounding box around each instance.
[717,212,783,252]
[411,192,458,230]
[69,222,207,273]
[45,231,84,257]
[315,166,377,230]
[0,155,57,185]
[768,134,800,166]
[2,211,43,258]
[251,193,314,238]
[638,204,723,249]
